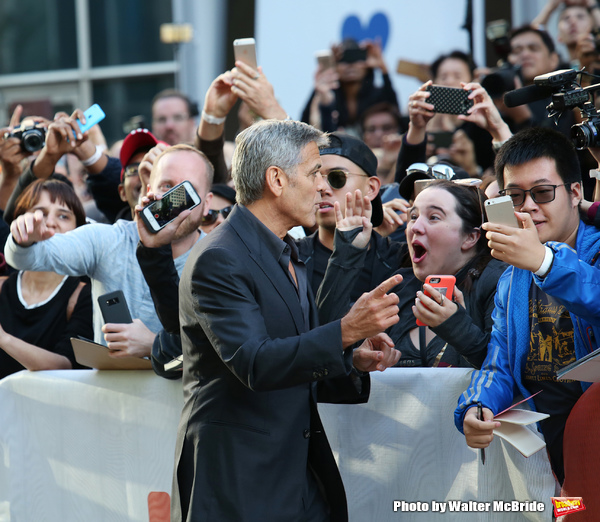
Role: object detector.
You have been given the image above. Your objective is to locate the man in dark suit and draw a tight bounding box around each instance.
[172,119,402,522]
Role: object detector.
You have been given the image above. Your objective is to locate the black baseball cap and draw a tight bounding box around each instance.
[319,132,384,227]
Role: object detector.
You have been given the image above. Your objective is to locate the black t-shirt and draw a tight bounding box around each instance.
[523,283,583,484]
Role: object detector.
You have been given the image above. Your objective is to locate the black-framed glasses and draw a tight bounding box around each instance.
[326,169,369,190]
[201,205,233,226]
[123,163,140,178]
[499,183,568,207]
[407,162,456,180]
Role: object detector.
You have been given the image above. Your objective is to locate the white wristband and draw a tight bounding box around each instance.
[201,110,226,125]
[534,245,554,278]
[80,145,103,167]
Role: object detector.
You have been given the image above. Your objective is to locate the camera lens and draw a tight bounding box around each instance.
[571,122,600,150]
[21,128,45,152]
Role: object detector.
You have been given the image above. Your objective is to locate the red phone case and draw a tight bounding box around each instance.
[415,275,456,327]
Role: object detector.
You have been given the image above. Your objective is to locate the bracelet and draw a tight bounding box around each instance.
[492,139,509,152]
[80,145,103,167]
[201,110,226,125]
[534,245,554,278]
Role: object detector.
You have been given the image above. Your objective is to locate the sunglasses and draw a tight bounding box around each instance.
[325,169,369,190]
[123,163,140,178]
[499,184,568,207]
[407,162,456,180]
[201,205,233,226]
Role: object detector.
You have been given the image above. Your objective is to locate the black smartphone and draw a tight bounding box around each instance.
[140,180,201,233]
[426,85,473,115]
[98,291,133,324]
[429,131,454,149]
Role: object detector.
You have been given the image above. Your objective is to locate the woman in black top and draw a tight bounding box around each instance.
[0,179,92,379]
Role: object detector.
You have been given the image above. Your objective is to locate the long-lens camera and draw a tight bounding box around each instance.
[504,69,600,149]
[3,123,47,152]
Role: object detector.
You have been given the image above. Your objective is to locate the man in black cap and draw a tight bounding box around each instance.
[297,131,405,304]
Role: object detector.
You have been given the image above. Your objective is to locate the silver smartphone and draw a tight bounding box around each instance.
[233,38,257,70]
[140,181,201,233]
[315,49,335,70]
[485,195,519,227]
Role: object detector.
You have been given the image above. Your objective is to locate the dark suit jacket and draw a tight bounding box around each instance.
[172,205,369,522]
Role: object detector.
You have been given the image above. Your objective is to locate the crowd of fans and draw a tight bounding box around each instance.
[3,0,600,498]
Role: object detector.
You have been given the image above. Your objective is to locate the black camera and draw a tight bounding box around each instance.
[521,69,600,149]
[481,63,522,99]
[4,123,46,153]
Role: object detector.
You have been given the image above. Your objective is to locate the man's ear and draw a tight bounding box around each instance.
[117,183,127,203]
[366,175,381,200]
[569,181,583,208]
[264,166,287,197]
[202,191,213,216]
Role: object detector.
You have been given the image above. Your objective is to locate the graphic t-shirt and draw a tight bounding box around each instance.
[523,283,582,483]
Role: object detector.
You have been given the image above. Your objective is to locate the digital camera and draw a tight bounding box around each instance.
[4,123,46,152]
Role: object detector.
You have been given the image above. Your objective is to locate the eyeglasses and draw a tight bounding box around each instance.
[407,162,456,180]
[201,205,233,226]
[123,163,140,178]
[325,169,369,190]
[499,184,568,207]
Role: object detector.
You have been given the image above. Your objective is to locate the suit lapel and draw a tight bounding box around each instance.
[229,208,307,334]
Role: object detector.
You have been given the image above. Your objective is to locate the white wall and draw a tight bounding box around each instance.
[255,0,486,120]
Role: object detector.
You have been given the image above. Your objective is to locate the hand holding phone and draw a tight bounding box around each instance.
[426,85,473,115]
[140,180,201,233]
[415,275,456,327]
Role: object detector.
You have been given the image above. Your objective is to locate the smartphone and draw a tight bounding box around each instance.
[426,85,473,115]
[429,131,454,149]
[315,49,335,70]
[416,275,456,326]
[75,104,106,136]
[339,48,367,63]
[485,195,519,227]
[414,179,433,197]
[141,180,201,233]
[233,38,257,70]
[98,290,132,324]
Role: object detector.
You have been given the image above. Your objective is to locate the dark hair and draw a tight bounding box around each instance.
[494,127,581,190]
[359,102,403,132]
[14,179,87,228]
[151,89,199,118]
[421,180,491,293]
[510,25,556,54]
[430,50,475,81]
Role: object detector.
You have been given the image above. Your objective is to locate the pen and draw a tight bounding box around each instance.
[477,401,485,465]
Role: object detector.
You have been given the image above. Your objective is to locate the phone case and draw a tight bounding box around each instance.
[416,275,456,327]
[140,181,201,233]
[98,291,133,324]
[485,195,519,227]
[426,85,473,115]
[76,104,106,135]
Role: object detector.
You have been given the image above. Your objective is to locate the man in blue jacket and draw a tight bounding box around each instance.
[455,127,600,485]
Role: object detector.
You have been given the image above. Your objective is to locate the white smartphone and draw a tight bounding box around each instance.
[485,195,519,227]
[315,49,335,70]
[233,38,257,70]
[141,181,201,233]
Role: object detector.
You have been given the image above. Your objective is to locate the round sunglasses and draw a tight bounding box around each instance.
[201,205,234,226]
[325,169,369,190]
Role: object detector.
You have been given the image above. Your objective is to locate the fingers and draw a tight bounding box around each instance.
[453,285,466,308]
[9,104,23,128]
[372,274,403,299]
